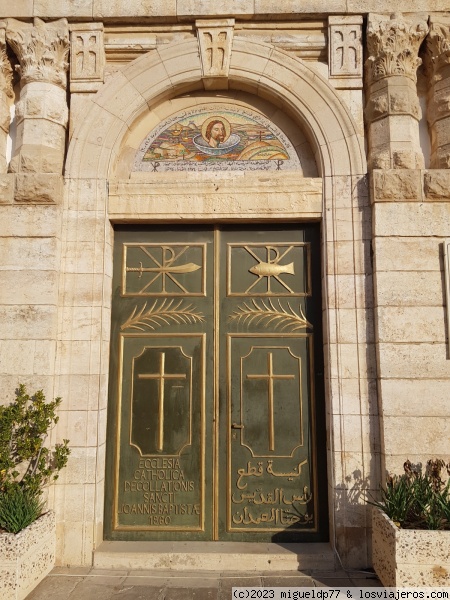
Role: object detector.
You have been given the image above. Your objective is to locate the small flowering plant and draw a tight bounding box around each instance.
[0,384,70,533]
[369,459,450,530]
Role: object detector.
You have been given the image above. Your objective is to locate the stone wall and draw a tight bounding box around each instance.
[0,8,449,571]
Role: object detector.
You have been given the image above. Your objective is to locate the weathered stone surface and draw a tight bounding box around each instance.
[0,511,55,600]
[374,271,444,306]
[373,202,450,236]
[0,174,14,203]
[373,508,450,587]
[424,169,450,199]
[372,170,422,202]
[14,174,63,203]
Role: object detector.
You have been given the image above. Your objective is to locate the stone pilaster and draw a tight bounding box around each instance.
[365,13,428,170]
[0,21,13,175]
[6,18,69,191]
[424,16,450,168]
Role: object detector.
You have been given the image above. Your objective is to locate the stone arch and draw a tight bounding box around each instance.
[66,37,365,178]
[57,37,375,567]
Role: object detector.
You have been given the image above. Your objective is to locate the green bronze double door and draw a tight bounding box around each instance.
[105,225,328,542]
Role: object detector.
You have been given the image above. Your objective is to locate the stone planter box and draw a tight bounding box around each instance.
[372,507,450,587]
[0,511,56,600]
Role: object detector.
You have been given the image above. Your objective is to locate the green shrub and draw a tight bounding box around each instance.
[369,459,450,530]
[0,384,70,532]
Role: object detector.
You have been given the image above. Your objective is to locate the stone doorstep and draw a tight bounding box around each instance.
[93,542,335,572]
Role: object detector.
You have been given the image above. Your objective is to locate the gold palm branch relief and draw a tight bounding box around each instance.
[121,299,205,331]
[228,299,312,331]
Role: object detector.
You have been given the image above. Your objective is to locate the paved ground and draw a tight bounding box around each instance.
[27,568,382,599]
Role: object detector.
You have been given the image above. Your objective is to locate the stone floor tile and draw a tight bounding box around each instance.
[122,576,168,587]
[65,579,126,600]
[110,586,164,600]
[309,571,350,579]
[350,577,383,587]
[166,577,220,588]
[163,587,194,600]
[192,588,220,600]
[51,567,92,575]
[261,576,314,587]
[312,577,353,587]
[26,576,85,599]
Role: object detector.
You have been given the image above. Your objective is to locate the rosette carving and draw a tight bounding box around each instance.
[6,18,69,89]
[366,13,428,84]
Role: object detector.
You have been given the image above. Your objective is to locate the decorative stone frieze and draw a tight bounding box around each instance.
[365,13,428,170]
[70,23,105,93]
[425,17,450,168]
[196,19,234,90]
[0,22,13,174]
[6,18,69,200]
[328,16,363,89]
[6,18,69,89]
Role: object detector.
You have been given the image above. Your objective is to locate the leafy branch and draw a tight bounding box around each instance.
[228,299,312,331]
[0,384,70,497]
[121,299,206,331]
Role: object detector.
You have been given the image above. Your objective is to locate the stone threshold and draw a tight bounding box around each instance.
[94,542,335,572]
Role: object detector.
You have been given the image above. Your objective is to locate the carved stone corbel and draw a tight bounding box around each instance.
[70,23,105,93]
[328,16,363,89]
[196,19,234,91]
[365,13,428,170]
[424,16,450,168]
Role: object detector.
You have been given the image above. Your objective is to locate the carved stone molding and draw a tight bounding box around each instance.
[366,13,428,85]
[196,19,234,90]
[6,18,69,89]
[70,23,105,93]
[328,16,363,89]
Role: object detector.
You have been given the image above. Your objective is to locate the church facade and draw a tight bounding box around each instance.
[0,2,449,569]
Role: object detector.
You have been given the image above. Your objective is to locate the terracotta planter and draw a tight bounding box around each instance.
[0,511,56,600]
[372,507,450,587]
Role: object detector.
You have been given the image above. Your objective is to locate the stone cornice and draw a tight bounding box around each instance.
[6,18,69,89]
[366,13,428,84]
[425,20,450,83]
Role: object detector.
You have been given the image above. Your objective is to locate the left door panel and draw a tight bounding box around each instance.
[104,227,214,540]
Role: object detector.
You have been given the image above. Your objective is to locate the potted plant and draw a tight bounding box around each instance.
[0,384,70,600]
[371,459,450,587]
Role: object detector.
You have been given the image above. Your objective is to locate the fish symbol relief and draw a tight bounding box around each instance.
[244,245,296,294]
[249,261,295,277]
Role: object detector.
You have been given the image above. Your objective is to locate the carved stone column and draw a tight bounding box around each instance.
[425,16,450,168]
[365,13,428,169]
[6,18,69,194]
[0,21,13,175]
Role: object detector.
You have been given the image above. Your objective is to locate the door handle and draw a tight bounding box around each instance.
[231,422,244,429]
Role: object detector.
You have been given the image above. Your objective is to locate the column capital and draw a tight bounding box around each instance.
[366,13,428,85]
[6,17,69,89]
[424,17,450,83]
[0,21,13,100]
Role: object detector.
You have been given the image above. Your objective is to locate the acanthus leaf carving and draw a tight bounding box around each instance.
[366,13,428,84]
[0,24,13,101]
[6,18,69,89]
[425,21,450,83]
